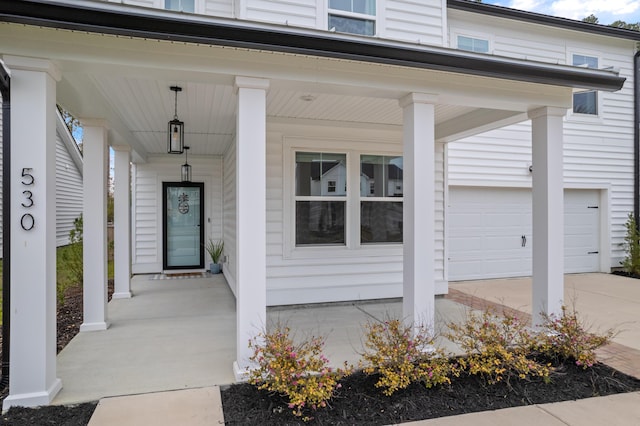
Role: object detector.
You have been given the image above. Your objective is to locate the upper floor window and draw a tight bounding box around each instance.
[166,0,194,13]
[572,54,598,115]
[457,35,489,53]
[328,0,376,36]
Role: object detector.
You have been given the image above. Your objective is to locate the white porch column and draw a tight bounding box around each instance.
[529,107,566,327]
[400,93,437,330]
[112,146,132,299]
[3,56,62,409]
[233,76,269,379]
[80,119,110,331]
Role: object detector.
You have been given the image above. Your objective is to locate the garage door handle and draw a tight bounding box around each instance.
[588,251,599,254]
[521,235,527,247]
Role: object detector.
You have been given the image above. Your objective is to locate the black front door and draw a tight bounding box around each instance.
[163,182,204,270]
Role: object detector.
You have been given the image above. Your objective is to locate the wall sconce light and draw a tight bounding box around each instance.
[168,85,184,154]
[181,146,192,182]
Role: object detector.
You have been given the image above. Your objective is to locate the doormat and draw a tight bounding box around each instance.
[151,272,209,280]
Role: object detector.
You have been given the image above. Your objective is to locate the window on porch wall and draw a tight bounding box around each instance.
[294,151,403,246]
[328,0,376,36]
[295,152,347,245]
[360,155,403,244]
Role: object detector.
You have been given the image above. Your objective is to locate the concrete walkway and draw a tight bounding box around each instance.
[73,273,640,425]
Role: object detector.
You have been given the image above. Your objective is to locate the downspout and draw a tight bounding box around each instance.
[635,50,640,226]
[0,61,10,388]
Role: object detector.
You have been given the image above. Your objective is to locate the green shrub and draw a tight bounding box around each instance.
[534,305,615,368]
[57,215,83,304]
[622,213,640,276]
[248,324,350,421]
[446,309,550,384]
[360,318,457,396]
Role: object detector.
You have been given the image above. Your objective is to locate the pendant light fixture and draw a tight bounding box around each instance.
[181,146,192,182]
[168,85,184,154]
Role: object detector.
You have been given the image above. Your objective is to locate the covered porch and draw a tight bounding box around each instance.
[0,1,626,409]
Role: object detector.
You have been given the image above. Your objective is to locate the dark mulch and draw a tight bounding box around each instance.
[0,280,113,425]
[612,270,640,280]
[0,402,98,426]
[221,362,640,425]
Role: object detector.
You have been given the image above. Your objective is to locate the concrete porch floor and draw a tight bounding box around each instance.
[54,274,469,405]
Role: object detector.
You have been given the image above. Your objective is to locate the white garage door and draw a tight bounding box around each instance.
[449,187,600,281]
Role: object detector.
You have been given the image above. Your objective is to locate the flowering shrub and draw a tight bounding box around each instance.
[360,318,457,395]
[535,305,615,368]
[446,309,550,384]
[248,325,350,420]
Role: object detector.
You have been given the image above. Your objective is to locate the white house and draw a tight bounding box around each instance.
[0,0,639,409]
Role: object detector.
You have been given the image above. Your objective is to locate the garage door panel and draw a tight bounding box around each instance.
[449,188,599,280]
[449,236,483,251]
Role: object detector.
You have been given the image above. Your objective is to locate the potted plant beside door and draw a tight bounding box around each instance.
[206,238,224,274]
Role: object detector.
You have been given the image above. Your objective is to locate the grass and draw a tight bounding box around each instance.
[0,241,114,326]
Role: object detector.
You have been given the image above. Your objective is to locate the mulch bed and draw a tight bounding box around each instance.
[221,362,640,425]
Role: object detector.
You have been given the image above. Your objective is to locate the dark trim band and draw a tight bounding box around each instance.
[0,0,625,92]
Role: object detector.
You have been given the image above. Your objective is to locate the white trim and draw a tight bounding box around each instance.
[55,109,83,176]
[442,142,449,286]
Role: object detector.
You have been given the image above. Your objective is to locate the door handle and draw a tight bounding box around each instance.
[521,235,527,247]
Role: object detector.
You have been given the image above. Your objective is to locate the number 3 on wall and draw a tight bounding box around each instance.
[20,167,35,231]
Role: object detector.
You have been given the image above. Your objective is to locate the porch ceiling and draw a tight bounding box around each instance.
[62,73,488,159]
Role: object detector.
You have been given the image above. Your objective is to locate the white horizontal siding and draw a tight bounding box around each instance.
[245,0,317,28]
[131,155,224,273]
[446,10,636,270]
[55,134,83,246]
[383,0,444,45]
[204,0,233,17]
[223,140,237,294]
[266,123,445,306]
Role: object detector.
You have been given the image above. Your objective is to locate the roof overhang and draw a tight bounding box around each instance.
[448,0,640,42]
[0,0,626,92]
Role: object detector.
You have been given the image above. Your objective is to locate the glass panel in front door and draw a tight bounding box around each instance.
[166,185,202,268]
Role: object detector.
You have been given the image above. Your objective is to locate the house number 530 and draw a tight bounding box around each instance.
[20,168,35,231]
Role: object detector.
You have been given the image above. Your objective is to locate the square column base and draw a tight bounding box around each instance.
[232,361,250,382]
[111,292,132,299]
[79,321,110,332]
[2,378,62,411]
